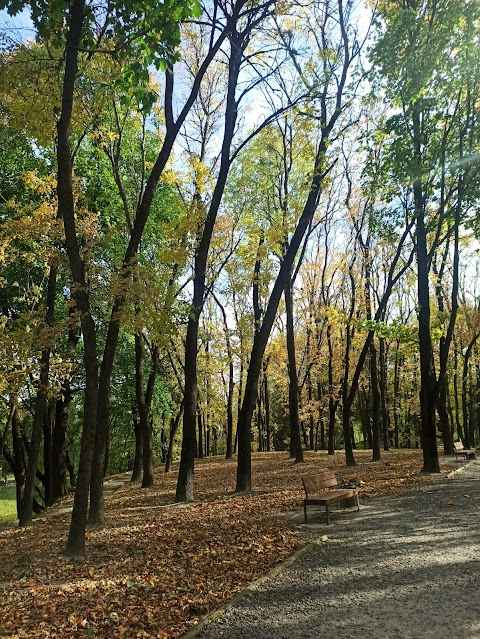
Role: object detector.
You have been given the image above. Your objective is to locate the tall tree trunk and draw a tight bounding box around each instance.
[327,326,336,455]
[370,343,381,462]
[176,31,243,502]
[57,0,101,558]
[317,380,325,450]
[357,385,369,449]
[412,108,439,474]
[308,372,315,451]
[432,248,455,455]
[340,262,357,467]
[462,333,480,448]
[135,337,158,488]
[19,262,56,526]
[43,402,54,508]
[453,346,463,441]
[393,343,400,449]
[256,397,264,452]
[131,418,143,482]
[52,382,72,500]
[379,337,390,451]
[469,373,476,447]
[197,403,203,460]
[236,135,332,491]
[284,274,304,463]
[165,400,184,473]
[10,409,26,519]
[264,364,271,452]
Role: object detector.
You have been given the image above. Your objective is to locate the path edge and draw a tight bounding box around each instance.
[179,534,329,639]
[180,460,475,639]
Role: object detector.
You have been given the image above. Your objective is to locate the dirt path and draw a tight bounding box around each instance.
[190,460,480,639]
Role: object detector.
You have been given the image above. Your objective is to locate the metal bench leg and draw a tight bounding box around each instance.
[356,494,360,511]
[325,503,330,525]
[304,502,307,524]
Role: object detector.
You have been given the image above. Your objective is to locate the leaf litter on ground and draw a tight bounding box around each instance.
[0,450,451,638]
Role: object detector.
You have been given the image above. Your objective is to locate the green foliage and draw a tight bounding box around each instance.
[1,0,201,114]
[356,318,417,344]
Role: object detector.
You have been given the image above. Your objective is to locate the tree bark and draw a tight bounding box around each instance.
[131,418,143,481]
[59,0,101,557]
[462,333,480,448]
[43,403,54,507]
[236,133,332,491]
[165,400,184,473]
[176,29,243,501]
[284,273,304,463]
[19,263,56,526]
[379,337,390,451]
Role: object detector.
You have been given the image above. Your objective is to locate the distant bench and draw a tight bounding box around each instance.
[301,471,360,525]
[454,441,476,461]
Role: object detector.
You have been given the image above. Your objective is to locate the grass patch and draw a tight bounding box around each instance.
[0,484,17,523]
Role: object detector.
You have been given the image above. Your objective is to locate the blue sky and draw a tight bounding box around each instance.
[0,7,34,46]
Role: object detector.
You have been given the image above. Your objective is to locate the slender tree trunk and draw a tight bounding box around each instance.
[264,365,271,452]
[341,265,356,467]
[197,403,203,460]
[412,108,439,474]
[393,343,400,449]
[462,334,480,448]
[453,346,463,441]
[205,405,210,457]
[176,32,243,501]
[358,385,369,449]
[131,418,143,482]
[43,403,54,508]
[379,337,390,451]
[308,372,315,451]
[52,391,70,500]
[236,135,332,491]
[19,263,56,525]
[134,334,157,488]
[226,354,234,458]
[214,294,235,459]
[11,409,26,519]
[370,343,381,462]
[165,400,184,473]
[19,355,49,525]
[284,274,304,463]
[317,380,325,450]
[257,397,263,452]
[469,373,475,446]
[56,0,101,557]
[327,326,336,455]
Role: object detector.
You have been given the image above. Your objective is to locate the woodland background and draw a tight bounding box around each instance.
[0,0,480,557]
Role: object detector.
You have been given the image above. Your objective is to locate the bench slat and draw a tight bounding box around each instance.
[302,475,337,494]
[301,472,360,524]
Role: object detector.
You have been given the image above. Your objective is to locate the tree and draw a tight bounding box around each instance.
[236,0,369,491]
[371,0,480,472]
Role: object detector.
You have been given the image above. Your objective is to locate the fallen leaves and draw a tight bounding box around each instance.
[0,450,448,638]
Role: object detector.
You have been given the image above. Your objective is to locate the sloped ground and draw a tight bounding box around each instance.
[0,450,457,638]
[196,460,480,639]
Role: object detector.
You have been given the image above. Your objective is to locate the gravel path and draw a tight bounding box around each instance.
[194,461,480,639]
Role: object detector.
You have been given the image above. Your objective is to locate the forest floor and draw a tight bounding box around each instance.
[194,458,480,639]
[0,450,461,639]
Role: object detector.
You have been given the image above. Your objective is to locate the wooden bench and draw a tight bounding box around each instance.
[454,441,476,461]
[301,471,360,525]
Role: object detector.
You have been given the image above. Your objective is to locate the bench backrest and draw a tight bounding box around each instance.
[302,471,337,496]
[454,441,464,451]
